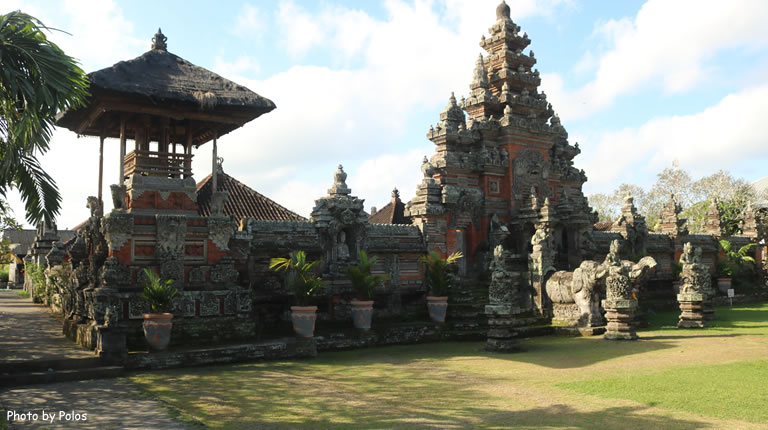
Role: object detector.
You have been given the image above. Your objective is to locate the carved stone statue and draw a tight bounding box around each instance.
[87,196,103,217]
[488,245,518,306]
[677,242,713,328]
[546,260,607,330]
[110,184,126,211]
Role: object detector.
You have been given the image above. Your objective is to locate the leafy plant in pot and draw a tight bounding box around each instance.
[270,251,325,338]
[140,268,178,351]
[419,250,463,323]
[718,239,757,294]
[345,251,390,330]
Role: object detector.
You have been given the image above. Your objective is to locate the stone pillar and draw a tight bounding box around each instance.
[485,304,523,352]
[602,299,638,340]
[677,292,706,328]
[95,325,127,365]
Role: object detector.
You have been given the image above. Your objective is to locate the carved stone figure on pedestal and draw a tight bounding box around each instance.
[485,244,526,352]
[601,239,657,340]
[677,242,713,328]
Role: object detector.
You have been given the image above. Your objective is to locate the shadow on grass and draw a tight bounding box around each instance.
[132,364,708,430]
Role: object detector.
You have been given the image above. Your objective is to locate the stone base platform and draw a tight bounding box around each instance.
[554,326,606,337]
[602,299,638,341]
[126,337,317,370]
[677,293,706,328]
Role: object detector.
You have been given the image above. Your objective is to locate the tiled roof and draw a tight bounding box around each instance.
[196,171,305,222]
[369,189,411,225]
[594,221,613,231]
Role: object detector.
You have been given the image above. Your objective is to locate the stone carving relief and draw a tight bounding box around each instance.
[101,213,133,251]
[156,215,186,257]
[208,217,235,251]
[110,184,126,211]
[513,149,549,202]
[211,259,239,285]
[100,256,131,286]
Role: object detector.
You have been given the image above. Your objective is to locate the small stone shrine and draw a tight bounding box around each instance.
[677,242,713,328]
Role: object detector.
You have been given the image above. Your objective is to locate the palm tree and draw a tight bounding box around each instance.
[269,251,325,306]
[718,239,757,276]
[419,250,464,297]
[345,251,390,300]
[0,11,89,225]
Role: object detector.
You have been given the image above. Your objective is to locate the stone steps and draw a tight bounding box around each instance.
[0,365,124,388]
[0,357,103,374]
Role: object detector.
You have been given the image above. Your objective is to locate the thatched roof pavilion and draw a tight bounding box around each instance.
[56,29,275,214]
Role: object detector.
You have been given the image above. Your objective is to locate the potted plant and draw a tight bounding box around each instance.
[419,250,463,323]
[270,251,325,338]
[140,268,178,351]
[718,240,757,294]
[345,251,390,330]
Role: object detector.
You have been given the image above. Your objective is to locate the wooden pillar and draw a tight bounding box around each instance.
[212,130,218,191]
[184,122,193,179]
[98,129,105,215]
[119,115,126,183]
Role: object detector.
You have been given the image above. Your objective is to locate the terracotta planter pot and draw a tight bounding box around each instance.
[291,306,318,338]
[142,313,173,351]
[426,296,448,323]
[717,277,732,294]
[350,300,374,330]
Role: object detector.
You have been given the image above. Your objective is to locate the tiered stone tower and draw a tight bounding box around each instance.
[406,1,596,286]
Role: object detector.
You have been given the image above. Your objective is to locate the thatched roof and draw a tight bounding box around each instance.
[57,30,275,144]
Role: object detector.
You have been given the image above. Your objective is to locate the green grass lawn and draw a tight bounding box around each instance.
[131,303,768,429]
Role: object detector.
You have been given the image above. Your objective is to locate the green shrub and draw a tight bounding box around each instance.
[16,290,30,298]
[140,268,178,313]
[270,251,325,306]
[419,250,463,297]
[345,251,390,300]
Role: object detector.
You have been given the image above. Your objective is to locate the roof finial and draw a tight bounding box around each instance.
[496,0,511,20]
[152,28,167,51]
[392,188,400,199]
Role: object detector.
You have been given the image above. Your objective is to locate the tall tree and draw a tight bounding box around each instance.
[0,11,89,225]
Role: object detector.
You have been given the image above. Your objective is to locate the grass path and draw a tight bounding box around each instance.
[131,303,768,429]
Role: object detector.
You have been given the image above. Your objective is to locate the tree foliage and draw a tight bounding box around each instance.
[589,167,758,234]
[0,11,89,225]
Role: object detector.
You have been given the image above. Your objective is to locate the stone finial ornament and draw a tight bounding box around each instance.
[328,164,351,196]
[391,188,400,199]
[496,0,511,20]
[152,28,167,51]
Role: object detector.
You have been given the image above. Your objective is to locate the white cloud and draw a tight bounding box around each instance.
[543,0,768,120]
[213,56,261,78]
[233,3,264,39]
[580,85,768,194]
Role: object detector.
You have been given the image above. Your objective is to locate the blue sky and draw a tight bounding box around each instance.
[3,0,767,229]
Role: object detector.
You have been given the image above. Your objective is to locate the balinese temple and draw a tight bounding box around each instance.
[406,1,596,262]
[405,0,596,302]
[55,30,277,350]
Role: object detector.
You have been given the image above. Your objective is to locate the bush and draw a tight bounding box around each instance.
[140,268,178,313]
[0,265,9,282]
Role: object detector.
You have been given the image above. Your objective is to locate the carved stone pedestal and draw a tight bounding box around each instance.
[484,305,523,352]
[677,293,706,328]
[95,326,127,365]
[602,299,638,340]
